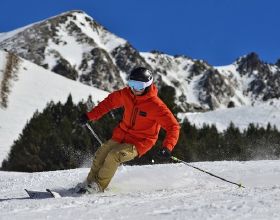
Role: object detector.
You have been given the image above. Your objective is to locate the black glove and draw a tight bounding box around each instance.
[156,147,171,160]
[79,113,89,126]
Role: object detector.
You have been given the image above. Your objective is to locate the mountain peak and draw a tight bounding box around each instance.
[238,52,261,66]
[46,10,88,18]
[0,10,130,92]
[58,9,88,16]
[236,52,264,75]
[44,10,97,27]
[276,59,280,68]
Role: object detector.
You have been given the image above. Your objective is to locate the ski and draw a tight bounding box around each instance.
[24,187,108,199]
[46,189,62,198]
[25,189,54,199]
[25,189,61,199]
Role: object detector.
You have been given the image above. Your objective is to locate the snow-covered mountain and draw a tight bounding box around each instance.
[0,10,147,92]
[1,161,280,219]
[1,10,280,111]
[0,50,108,162]
[142,51,280,110]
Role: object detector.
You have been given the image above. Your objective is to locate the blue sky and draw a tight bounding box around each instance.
[1,0,279,66]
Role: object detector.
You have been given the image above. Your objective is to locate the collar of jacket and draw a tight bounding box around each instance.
[127,84,158,102]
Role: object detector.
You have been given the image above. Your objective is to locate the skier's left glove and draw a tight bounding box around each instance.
[156,147,171,160]
[79,113,89,126]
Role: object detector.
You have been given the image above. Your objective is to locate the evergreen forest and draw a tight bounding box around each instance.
[2,86,280,172]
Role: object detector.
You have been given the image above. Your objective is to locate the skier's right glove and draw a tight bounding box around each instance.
[79,113,89,126]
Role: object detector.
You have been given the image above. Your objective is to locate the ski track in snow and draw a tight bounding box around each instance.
[0,161,280,220]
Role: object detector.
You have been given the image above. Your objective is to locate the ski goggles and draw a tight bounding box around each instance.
[128,78,153,91]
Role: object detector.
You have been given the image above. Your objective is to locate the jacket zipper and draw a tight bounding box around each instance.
[122,100,138,143]
[130,97,138,128]
[131,107,138,127]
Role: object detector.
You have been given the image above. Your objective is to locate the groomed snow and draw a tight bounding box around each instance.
[0,160,279,219]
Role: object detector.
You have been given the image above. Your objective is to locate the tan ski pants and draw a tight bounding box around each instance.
[87,139,138,190]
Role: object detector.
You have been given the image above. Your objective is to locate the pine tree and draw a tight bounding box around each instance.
[222,122,243,160]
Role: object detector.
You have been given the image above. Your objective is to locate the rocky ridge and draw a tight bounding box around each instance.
[0,10,280,111]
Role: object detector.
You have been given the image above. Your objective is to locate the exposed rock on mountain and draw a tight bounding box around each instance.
[236,53,280,101]
[198,68,236,109]
[112,43,149,73]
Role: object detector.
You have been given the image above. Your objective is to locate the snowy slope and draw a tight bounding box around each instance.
[0,161,280,220]
[0,50,109,163]
[179,99,280,132]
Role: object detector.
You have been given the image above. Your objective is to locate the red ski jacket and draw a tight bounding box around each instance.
[87,84,180,157]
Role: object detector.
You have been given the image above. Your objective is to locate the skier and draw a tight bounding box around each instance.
[76,67,180,193]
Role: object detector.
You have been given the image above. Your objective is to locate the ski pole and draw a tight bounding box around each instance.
[85,123,103,145]
[171,156,245,188]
